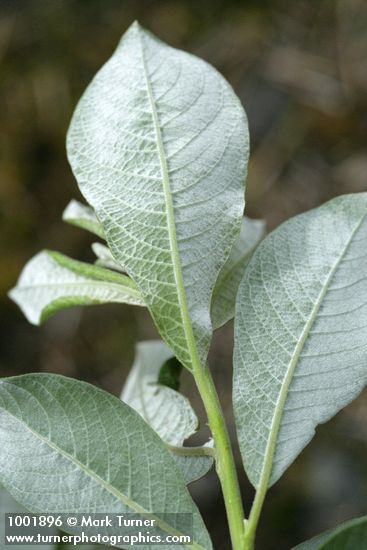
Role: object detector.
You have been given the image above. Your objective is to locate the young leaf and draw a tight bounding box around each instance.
[293,516,367,549]
[211,216,265,329]
[234,193,367,489]
[121,342,214,484]
[67,21,249,371]
[172,451,214,485]
[158,356,183,391]
[62,199,104,238]
[121,341,198,447]
[9,250,144,324]
[0,374,212,550]
[92,242,125,273]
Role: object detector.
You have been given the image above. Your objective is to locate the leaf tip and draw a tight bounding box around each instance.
[123,20,144,40]
[7,285,17,305]
[8,286,41,326]
[130,20,141,30]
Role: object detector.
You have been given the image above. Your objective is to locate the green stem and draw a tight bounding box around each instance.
[194,363,245,550]
[243,486,265,550]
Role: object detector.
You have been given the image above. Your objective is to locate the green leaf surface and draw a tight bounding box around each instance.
[0,374,212,550]
[121,341,198,447]
[9,251,144,324]
[67,21,248,371]
[211,216,265,329]
[92,242,125,273]
[62,200,104,238]
[293,516,367,549]
[234,194,367,489]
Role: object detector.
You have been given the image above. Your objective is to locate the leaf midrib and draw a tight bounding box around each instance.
[0,389,205,550]
[256,210,367,492]
[49,252,132,287]
[16,280,142,299]
[137,27,202,372]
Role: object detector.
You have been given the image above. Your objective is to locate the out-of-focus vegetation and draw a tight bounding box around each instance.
[1,1,366,549]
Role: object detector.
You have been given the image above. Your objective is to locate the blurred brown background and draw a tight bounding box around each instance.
[1,1,367,549]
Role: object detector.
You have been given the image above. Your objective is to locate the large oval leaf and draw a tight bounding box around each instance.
[234,193,367,489]
[0,374,212,550]
[67,22,248,370]
[293,516,367,549]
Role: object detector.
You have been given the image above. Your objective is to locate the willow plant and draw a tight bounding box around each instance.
[3,22,367,550]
